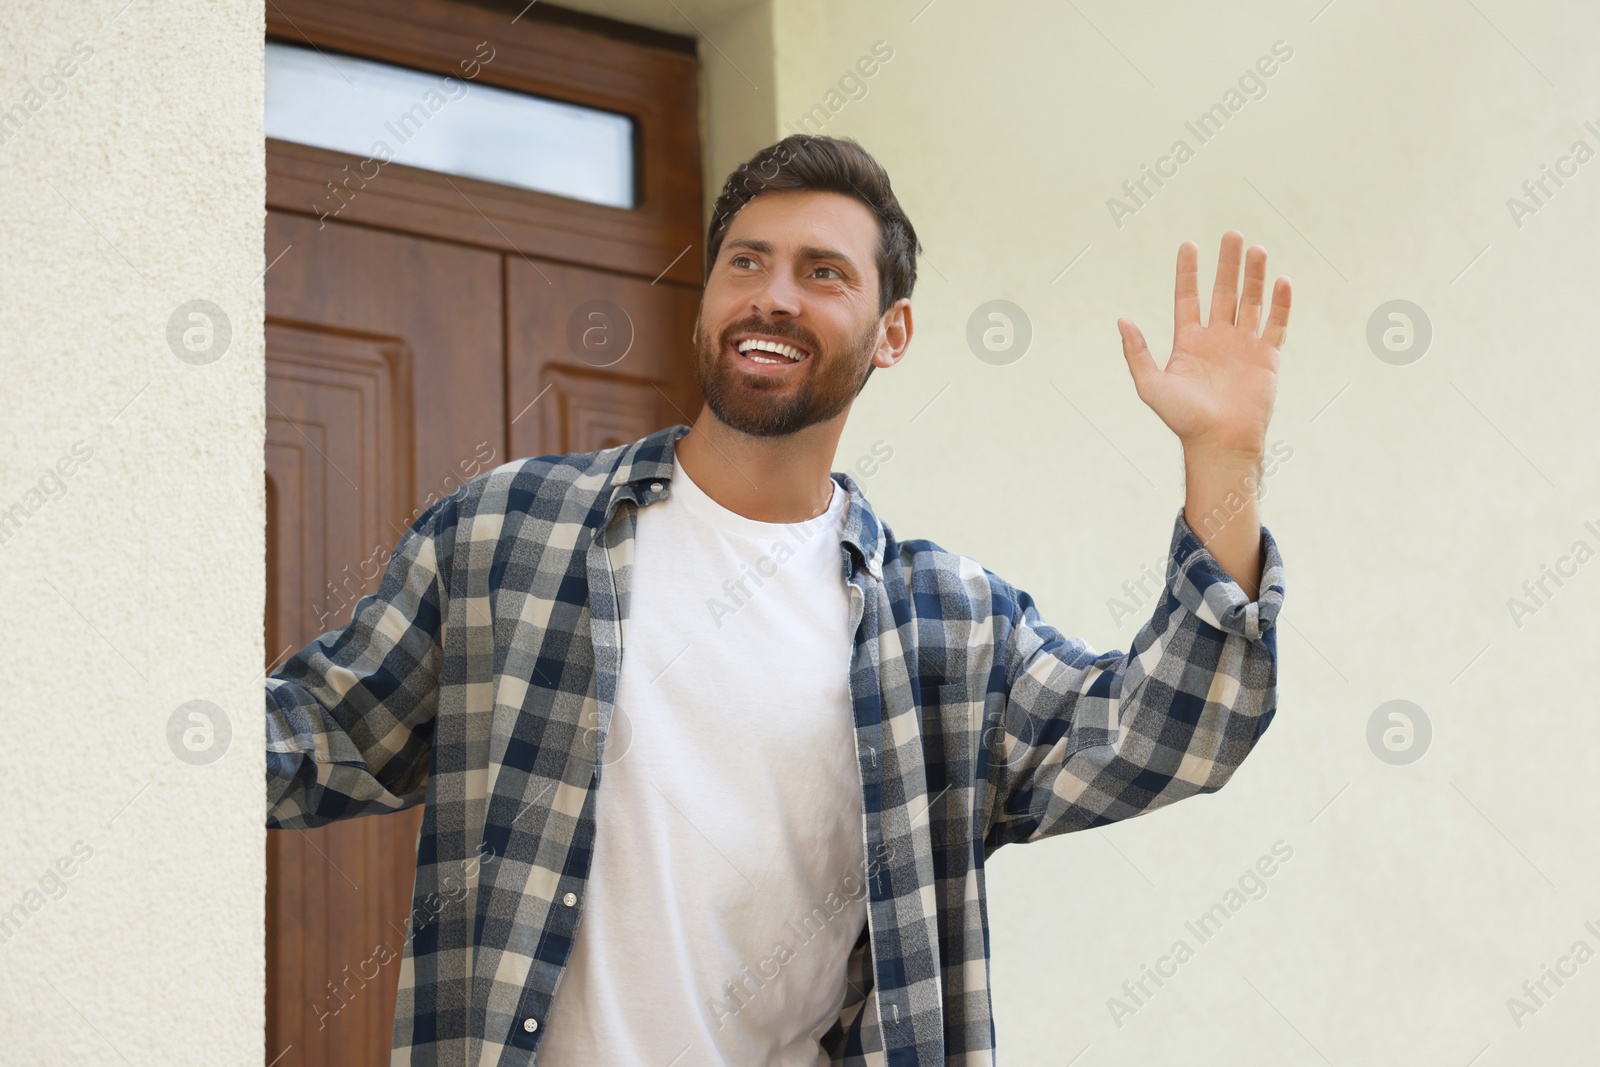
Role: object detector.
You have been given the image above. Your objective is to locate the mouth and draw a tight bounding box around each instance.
[727,334,812,375]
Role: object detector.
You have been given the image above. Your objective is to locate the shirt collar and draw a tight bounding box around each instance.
[607,423,885,582]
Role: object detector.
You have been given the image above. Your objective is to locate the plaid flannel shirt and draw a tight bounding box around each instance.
[266,422,1285,1066]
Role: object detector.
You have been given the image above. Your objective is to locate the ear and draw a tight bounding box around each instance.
[872,298,913,369]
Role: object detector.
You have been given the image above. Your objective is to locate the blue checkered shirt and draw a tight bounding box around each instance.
[266,422,1285,1065]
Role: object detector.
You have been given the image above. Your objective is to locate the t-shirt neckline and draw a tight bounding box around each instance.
[668,460,845,539]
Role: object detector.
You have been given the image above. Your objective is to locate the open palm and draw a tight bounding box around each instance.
[1117,232,1292,458]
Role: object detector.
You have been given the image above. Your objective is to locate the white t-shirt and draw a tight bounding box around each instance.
[537,461,867,1066]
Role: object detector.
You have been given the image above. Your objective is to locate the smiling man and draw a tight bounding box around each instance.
[266,134,1290,1066]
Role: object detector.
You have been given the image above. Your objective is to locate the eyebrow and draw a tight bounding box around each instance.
[725,237,858,267]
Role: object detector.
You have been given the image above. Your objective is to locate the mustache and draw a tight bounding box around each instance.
[719,317,821,354]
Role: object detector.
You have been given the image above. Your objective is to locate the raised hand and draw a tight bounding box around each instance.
[1116,231,1291,461]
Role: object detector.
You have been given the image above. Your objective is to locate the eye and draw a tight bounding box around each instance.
[730,254,759,270]
[813,265,843,280]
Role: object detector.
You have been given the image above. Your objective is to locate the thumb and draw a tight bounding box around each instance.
[1117,318,1160,398]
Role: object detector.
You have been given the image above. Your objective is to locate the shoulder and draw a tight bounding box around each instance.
[885,529,1030,625]
[466,446,623,514]
[876,526,1048,684]
[441,428,681,526]
[401,428,683,556]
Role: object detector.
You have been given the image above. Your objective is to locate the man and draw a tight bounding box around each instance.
[267,134,1290,1066]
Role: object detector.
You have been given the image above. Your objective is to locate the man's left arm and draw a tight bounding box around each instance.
[983,231,1294,847]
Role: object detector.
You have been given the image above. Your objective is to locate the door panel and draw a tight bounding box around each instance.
[506,257,702,458]
[266,321,414,606]
[266,213,506,503]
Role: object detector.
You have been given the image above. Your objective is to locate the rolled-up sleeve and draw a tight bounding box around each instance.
[265,499,452,829]
[984,508,1284,850]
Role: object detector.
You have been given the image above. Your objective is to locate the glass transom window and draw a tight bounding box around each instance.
[265,40,635,208]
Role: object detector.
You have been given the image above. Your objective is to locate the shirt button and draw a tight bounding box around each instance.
[650,481,664,493]
[563,892,577,907]
[522,1017,539,1033]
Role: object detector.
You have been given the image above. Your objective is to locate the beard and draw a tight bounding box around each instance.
[692,312,879,438]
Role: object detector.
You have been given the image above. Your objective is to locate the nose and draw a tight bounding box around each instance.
[751,265,802,319]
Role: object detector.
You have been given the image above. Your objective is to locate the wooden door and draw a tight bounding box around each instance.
[263,3,703,1064]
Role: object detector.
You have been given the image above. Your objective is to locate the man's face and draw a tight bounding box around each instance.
[693,189,890,437]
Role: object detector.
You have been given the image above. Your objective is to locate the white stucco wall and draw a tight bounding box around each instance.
[0,3,265,1065]
[689,0,1600,1062]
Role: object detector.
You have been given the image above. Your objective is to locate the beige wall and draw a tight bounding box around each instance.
[691,0,1600,1062]
[0,2,265,1064]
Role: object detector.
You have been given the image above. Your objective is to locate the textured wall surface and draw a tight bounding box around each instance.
[684,0,1600,1063]
[0,2,265,1064]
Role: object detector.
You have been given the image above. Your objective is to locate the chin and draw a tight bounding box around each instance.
[708,402,812,438]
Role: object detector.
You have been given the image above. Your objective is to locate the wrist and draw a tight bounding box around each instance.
[1182,439,1264,473]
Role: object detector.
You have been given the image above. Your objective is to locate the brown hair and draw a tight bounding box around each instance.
[706,134,921,316]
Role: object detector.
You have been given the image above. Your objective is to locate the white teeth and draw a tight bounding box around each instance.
[737,338,805,362]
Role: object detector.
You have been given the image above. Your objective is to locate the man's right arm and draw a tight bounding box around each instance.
[266,499,452,830]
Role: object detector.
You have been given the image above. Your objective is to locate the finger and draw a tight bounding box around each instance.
[1237,245,1268,335]
[1261,276,1292,349]
[1208,230,1245,327]
[1117,318,1161,398]
[1174,241,1201,330]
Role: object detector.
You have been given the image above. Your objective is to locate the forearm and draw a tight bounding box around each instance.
[266,676,431,828]
[264,500,449,829]
[988,511,1285,847]
[1182,444,1264,599]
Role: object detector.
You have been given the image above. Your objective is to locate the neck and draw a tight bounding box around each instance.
[675,406,848,523]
